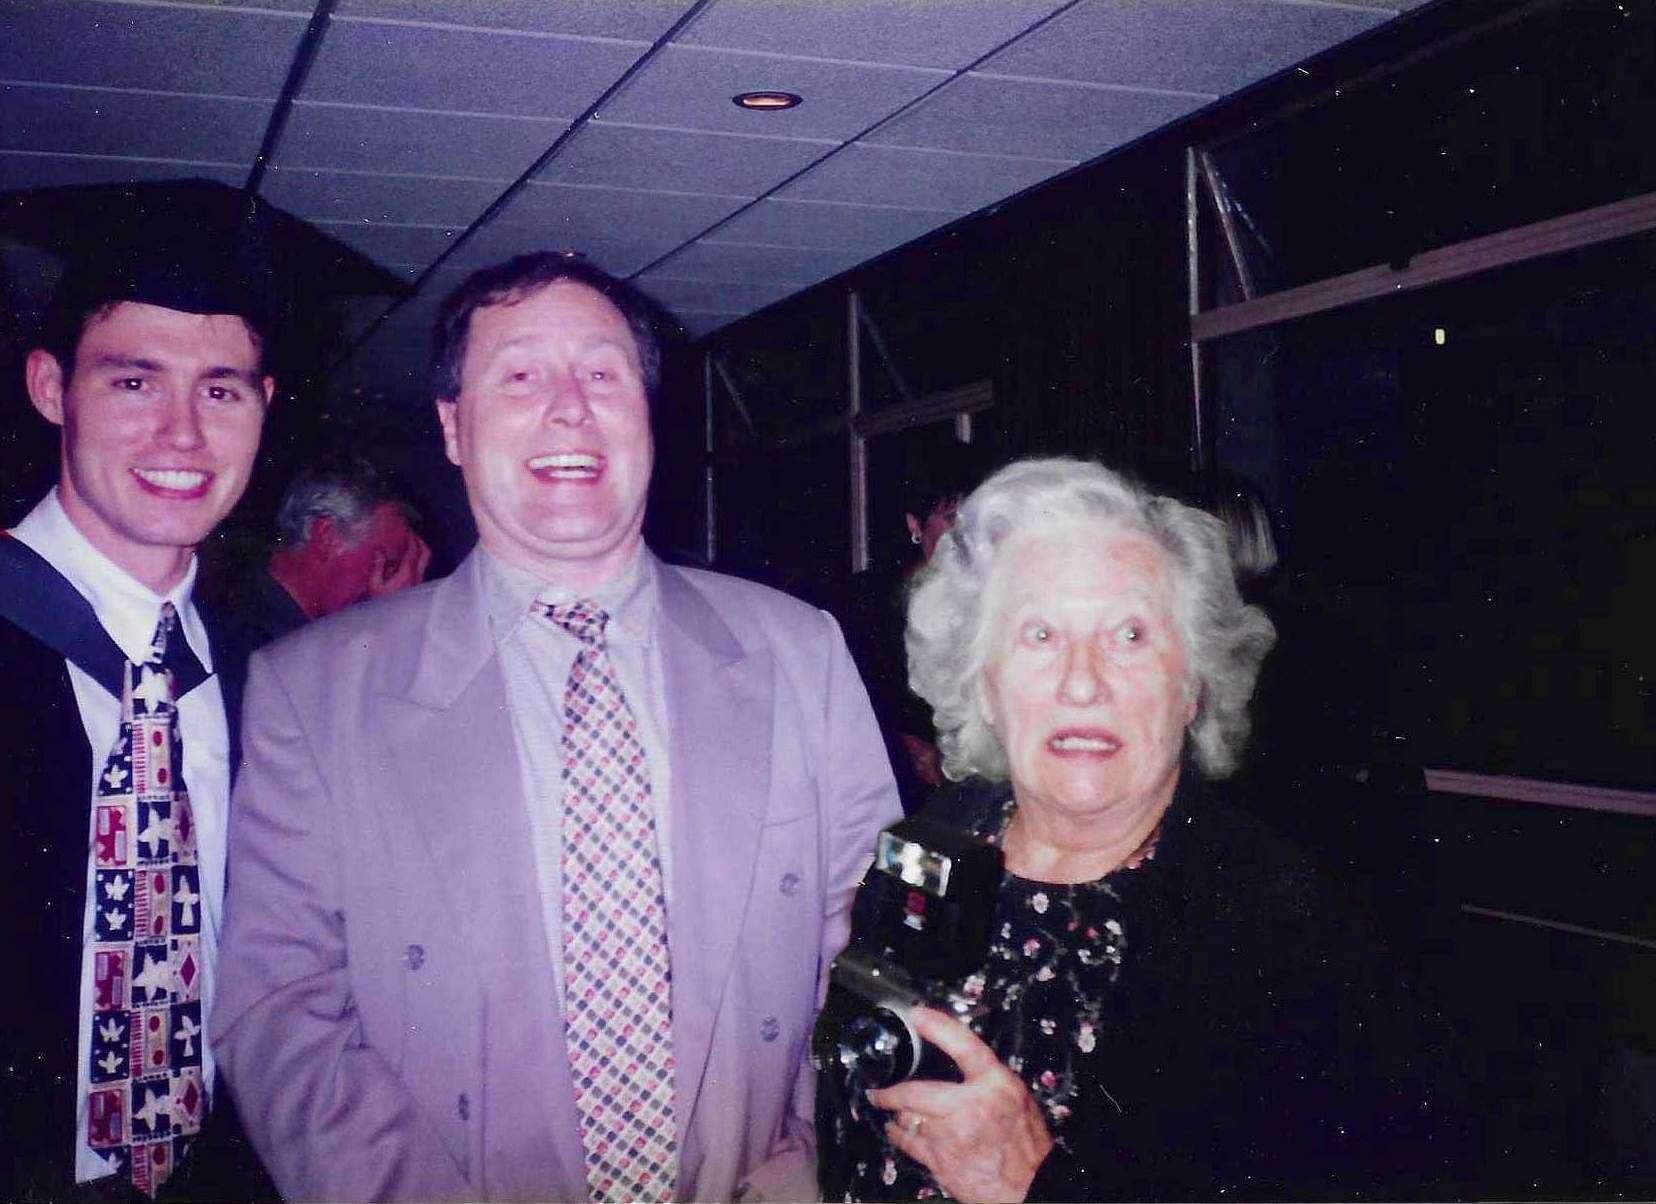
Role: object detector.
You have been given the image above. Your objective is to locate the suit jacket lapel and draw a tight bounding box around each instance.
[377,553,540,956]
[378,551,586,1188]
[657,566,774,1138]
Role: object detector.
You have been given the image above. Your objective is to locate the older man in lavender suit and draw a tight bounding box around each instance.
[212,254,900,1202]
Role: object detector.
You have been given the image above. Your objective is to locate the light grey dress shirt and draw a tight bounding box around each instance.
[482,547,674,998]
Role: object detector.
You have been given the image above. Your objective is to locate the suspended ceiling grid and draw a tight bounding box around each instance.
[1,0,1428,403]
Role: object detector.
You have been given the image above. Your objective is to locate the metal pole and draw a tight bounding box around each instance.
[1185,145,1206,472]
[1193,189,1656,344]
[702,351,716,565]
[710,353,757,435]
[1197,150,1255,301]
[848,291,869,574]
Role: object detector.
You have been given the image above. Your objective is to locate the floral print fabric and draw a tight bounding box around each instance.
[833,798,1157,1201]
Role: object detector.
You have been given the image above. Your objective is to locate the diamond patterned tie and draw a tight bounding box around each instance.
[85,602,206,1196]
[544,600,678,1203]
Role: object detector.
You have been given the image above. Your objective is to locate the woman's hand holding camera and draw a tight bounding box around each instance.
[867,1007,1053,1203]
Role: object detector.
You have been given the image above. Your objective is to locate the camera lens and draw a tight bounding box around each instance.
[836,1009,918,1089]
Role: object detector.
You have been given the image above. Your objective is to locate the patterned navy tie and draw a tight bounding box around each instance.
[544,600,678,1203]
[85,602,206,1195]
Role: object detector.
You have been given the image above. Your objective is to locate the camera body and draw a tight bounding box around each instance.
[812,816,1004,1090]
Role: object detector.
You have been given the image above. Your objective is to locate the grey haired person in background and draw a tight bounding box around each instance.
[229,454,429,646]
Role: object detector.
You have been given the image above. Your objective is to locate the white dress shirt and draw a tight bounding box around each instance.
[11,491,230,1184]
[483,546,675,998]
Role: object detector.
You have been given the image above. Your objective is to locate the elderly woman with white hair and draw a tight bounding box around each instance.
[818,458,1469,1202]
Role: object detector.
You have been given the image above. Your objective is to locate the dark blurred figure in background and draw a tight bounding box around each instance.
[1203,470,1386,779]
[842,443,994,811]
[1200,470,1440,963]
[228,454,429,647]
[1207,472,1280,588]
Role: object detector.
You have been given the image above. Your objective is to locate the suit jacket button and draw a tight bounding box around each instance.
[457,1092,470,1121]
[779,872,800,896]
[760,1015,780,1043]
[405,944,426,971]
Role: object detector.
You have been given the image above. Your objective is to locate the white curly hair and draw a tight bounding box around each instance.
[905,457,1276,783]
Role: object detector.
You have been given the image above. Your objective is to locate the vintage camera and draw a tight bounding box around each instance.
[812,816,1004,1090]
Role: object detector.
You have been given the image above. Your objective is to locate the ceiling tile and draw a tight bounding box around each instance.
[343,299,437,346]
[0,0,1427,360]
[454,221,666,279]
[337,315,434,360]
[598,45,947,141]
[780,141,1073,212]
[646,239,865,284]
[0,84,270,163]
[0,0,306,97]
[981,0,1392,95]
[333,293,402,343]
[303,19,644,118]
[215,0,316,10]
[402,261,484,302]
[404,256,621,321]
[633,273,802,318]
[331,0,695,41]
[679,0,1070,69]
[279,102,565,178]
[350,303,437,350]
[262,168,504,226]
[540,122,826,197]
[313,218,464,267]
[863,72,1205,160]
[504,182,746,247]
[0,151,243,192]
[704,197,950,253]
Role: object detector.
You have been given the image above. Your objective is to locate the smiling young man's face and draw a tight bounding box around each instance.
[26,300,273,592]
[435,279,653,591]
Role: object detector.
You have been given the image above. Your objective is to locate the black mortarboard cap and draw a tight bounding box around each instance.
[53,217,274,338]
[3,178,406,373]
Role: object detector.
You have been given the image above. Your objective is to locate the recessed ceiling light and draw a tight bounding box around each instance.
[733,90,802,111]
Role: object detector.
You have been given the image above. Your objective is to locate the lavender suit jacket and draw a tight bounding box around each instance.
[211,551,900,1201]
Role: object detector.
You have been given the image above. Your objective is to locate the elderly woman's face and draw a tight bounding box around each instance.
[980,522,1196,826]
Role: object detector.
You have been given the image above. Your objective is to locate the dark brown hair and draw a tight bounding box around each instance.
[428,253,661,400]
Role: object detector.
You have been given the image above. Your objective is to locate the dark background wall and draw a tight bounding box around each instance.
[680,4,1655,1194]
[676,135,1193,602]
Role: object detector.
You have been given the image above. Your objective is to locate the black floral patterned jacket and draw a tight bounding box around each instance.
[818,774,1474,1202]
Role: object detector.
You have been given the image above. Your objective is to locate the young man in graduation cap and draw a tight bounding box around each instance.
[0,245,276,1199]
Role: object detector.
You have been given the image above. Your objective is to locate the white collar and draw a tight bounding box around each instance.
[10,488,212,669]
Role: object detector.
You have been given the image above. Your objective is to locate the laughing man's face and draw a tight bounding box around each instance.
[436,280,653,590]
